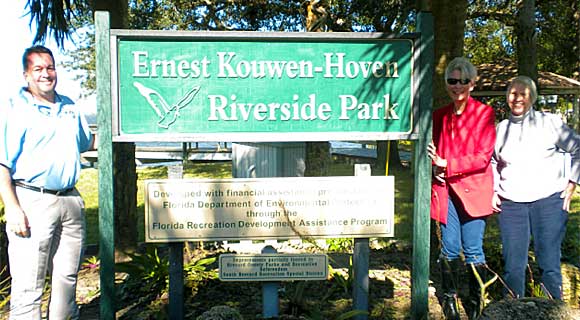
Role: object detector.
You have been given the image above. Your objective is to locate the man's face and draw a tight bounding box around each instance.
[24,52,57,99]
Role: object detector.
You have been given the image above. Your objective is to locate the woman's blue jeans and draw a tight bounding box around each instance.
[440,196,487,264]
[498,192,568,299]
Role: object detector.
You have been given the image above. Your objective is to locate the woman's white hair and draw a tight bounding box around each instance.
[506,75,538,105]
[444,57,477,80]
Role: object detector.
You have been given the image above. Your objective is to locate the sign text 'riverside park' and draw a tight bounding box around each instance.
[112,32,416,142]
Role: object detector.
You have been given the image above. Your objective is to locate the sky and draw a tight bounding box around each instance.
[0,2,88,106]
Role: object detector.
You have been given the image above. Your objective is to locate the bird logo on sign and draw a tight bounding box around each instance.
[133,82,201,129]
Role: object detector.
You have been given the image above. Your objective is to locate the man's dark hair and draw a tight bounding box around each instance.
[22,45,55,71]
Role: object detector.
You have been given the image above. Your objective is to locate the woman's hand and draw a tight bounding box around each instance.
[560,181,577,212]
[492,193,502,213]
[428,142,447,183]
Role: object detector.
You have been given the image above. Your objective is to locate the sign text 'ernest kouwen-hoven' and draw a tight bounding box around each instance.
[112,31,415,142]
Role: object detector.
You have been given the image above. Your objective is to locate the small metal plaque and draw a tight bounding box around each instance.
[219,253,328,281]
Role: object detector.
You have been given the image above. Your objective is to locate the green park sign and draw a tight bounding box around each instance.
[97,13,434,319]
[112,31,417,142]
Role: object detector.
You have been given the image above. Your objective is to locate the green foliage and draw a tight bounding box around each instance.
[184,256,218,294]
[326,238,354,253]
[31,0,580,105]
[280,280,367,320]
[465,0,579,80]
[280,252,366,318]
[113,245,173,319]
[391,165,414,243]
[562,211,580,265]
[564,195,580,262]
[116,245,170,293]
[195,305,243,320]
[335,310,369,320]
[465,18,513,64]
[482,223,505,300]
[529,281,548,299]
[483,215,503,271]
[127,0,418,33]
[536,0,580,77]
[81,255,100,270]
[0,266,10,310]
[59,0,419,96]
[526,261,551,299]
[26,0,91,47]
[61,31,95,97]
[330,257,354,295]
[129,0,304,32]
[282,281,309,316]
[76,168,99,244]
[300,309,368,320]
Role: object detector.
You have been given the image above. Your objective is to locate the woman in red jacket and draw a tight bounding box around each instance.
[428,57,496,320]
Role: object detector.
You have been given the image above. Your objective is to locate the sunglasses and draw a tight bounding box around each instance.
[446,78,471,85]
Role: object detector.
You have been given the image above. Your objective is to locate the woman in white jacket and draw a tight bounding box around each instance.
[492,75,580,299]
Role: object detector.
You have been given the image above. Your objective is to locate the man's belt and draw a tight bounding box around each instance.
[13,181,74,196]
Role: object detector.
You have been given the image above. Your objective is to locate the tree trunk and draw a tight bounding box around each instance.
[516,0,538,83]
[432,0,468,110]
[112,143,137,255]
[304,142,330,177]
[375,141,402,175]
[303,0,331,177]
[375,141,387,175]
[93,0,138,256]
[93,0,128,28]
[388,141,402,171]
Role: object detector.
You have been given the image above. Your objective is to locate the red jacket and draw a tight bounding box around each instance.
[431,97,496,224]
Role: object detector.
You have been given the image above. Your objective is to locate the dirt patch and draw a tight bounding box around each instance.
[2,242,579,319]
[84,242,448,319]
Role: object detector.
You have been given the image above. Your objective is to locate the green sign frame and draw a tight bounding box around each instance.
[111,30,419,142]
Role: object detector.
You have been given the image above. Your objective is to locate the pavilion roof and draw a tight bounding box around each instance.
[473,60,580,96]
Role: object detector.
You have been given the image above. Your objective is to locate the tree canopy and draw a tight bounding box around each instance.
[48,0,417,96]
[26,1,580,96]
[465,0,579,79]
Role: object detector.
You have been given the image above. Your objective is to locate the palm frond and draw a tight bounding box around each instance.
[25,0,89,48]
